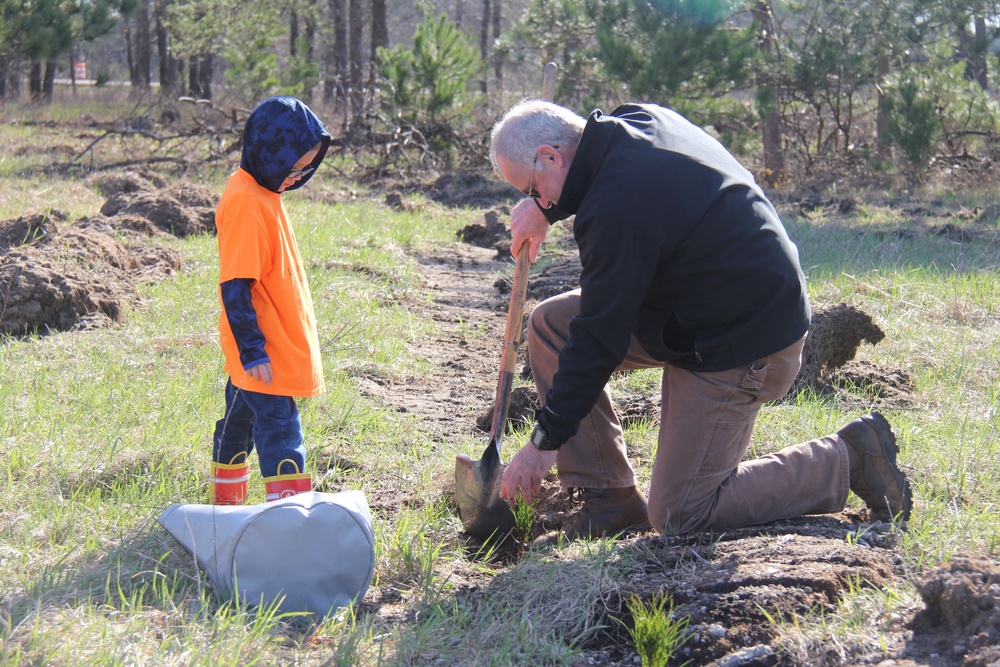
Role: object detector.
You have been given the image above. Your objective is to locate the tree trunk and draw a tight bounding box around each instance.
[0,57,8,100]
[751,0,784,181]
[156,0,178,94]
[300,0,317,101]
[42,60,57,102]
[290,11,300,58]
[135,0,152,91]
[6,57,21,101]
[369,0,387,88]
[348,0,364,116]
[124,21,137,87]
[875,53,891,159]
[324,0,348,106]
[305,1,317,61]
[198,54,213,99]
[189,58,201,97]
[69,43,78,96]
[454,0,464,27]
[971,14,988,90]
[491,0,502,86]
[479,0,491,93]
[29,61,42,100]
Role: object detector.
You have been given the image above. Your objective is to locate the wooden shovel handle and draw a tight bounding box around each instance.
[542,62,557,103]
[498,242,531,377]
[485,62,558,449]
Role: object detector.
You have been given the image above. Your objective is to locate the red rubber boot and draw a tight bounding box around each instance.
[210,460,249,506]
[264,472,313,501]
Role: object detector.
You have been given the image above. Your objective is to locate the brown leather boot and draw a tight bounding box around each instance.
[837,412,913,523]
[533,486,650,548]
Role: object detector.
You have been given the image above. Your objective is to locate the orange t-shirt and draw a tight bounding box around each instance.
[216,168,324,397]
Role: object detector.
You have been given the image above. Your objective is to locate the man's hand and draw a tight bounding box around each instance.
[248,361,273,385]
[500,442,558,506]
[510,198,550,263]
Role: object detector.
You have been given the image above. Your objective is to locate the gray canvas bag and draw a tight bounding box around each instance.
[158,491,374,617]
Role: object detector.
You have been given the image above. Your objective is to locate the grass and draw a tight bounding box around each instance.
[623,592,691,667]
[1,118,999,664]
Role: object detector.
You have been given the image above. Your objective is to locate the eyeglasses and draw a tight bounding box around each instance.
[521,155,539,199]
[288,164,315,179]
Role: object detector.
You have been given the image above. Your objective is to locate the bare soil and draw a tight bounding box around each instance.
[0,170,213,336]
[4,171,998,665]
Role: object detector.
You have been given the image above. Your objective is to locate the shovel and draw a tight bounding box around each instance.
[455,62,557,541]
[455,240,531,540]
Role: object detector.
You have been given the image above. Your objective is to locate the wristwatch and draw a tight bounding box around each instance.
[530,423,559,451]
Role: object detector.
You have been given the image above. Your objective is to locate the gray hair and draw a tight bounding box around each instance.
[489,99,586,172]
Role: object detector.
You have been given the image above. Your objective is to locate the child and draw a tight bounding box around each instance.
[210,96,331,505]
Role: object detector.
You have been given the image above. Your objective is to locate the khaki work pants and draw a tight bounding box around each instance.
[527,290,849,535]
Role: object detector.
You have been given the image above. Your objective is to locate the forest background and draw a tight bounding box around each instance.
[5,0,1000,187]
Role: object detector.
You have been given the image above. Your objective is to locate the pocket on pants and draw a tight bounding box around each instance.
[740,359,768,394]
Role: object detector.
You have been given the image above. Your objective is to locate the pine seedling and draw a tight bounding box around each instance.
[625,592,691,667]
[512,490,537,557]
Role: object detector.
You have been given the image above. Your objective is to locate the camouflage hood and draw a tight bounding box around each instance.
[240,96,331,193]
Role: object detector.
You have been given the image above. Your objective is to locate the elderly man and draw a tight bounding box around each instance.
[490,99,912,543]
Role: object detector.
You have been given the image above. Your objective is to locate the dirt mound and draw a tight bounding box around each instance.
[0,212,62,250]
[831,359,916,407]
[910,553,1000,667]
[608,517,900,666]
[77,213,173,239]
[100,188,215,237]
[162,182,218,211]
[457,209,511,248]
[430,171,519,208]
[0,219,179,335]
[0,246,127,336]
[0,172,209,336]
[797,302,885,383]
[87,168,170,198]
[129,245,182,282]
[475,385,538,433]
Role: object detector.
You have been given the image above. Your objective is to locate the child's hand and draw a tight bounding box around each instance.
[248,362,273,385]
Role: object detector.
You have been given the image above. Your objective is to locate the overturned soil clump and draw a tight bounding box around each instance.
[0,172,214,336]
[910,553,1000,667]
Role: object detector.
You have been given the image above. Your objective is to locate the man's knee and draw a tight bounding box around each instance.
[527,292,577,347]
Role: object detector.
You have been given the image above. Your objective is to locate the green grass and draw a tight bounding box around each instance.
[1,156,999,664]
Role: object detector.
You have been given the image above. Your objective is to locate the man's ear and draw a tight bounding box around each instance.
[538,144,563,167]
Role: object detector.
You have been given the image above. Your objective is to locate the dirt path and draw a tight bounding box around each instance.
[355,241,511,445]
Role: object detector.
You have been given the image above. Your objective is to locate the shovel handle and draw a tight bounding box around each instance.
[542,62,557,103]
[500,242,531,376]
[485,61,557,453]
[486,241,531,449]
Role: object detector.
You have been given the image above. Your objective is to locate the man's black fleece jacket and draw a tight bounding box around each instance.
[537,103,811,447]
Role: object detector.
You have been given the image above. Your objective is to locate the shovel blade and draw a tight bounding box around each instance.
[455,449,516,542]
